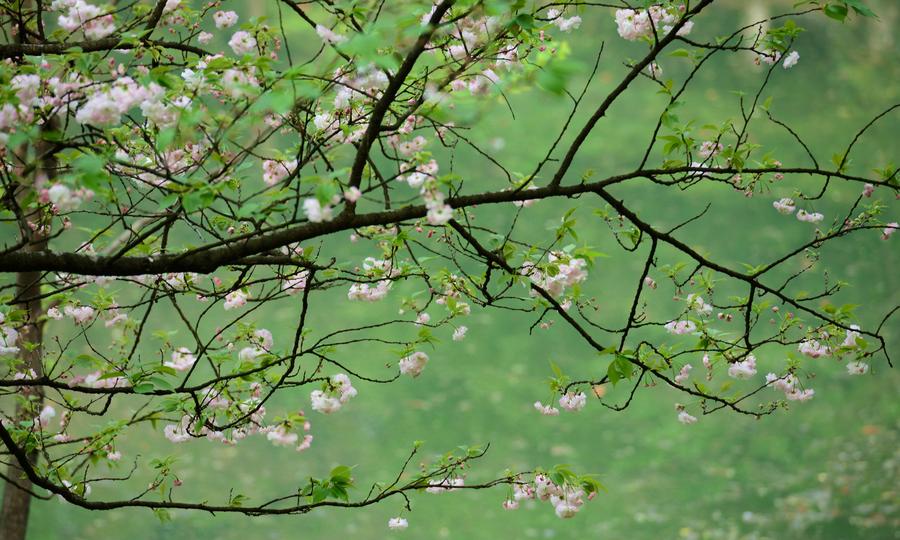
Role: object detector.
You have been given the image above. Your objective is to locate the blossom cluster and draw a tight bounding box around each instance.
[502,474,596,519]
[310,374,358,414]
[614,5,694,42]
[520,252,588,299]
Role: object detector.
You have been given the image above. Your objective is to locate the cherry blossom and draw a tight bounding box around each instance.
[773,197,796,215]
[841,325,862,349]
[452,326,468,341]
[387,517,409,530]
[846,361,869,375]
[425,478,464,493]
[698,141,723,159]
[229,31,258,56]
[213,10,238,29]
[675,404,697,425]
[782,51,800,69]
[798,339,830,359]
[727,355,757,379]
[796,209,824,223]
[262,160,298,186]
[224,290,250,310]
[165,347,197,371]
[665,320,697,335]
[559,392,587,412]
[674,364,692,385]
[54,0,115,39]
[399,352,429,378]
[303,198,334,223]
[534,401,560,416]
[316,24,347,45]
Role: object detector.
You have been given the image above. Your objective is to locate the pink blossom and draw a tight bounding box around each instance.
[164,347,196,371]
[0,321,19,356]
[846,361,869,375]
[452,326,468,341]
[559,391,587,412]
[344,187,362,202]
[727,354,757,379]
[283,271,309,294]
[83,371,129,389]
[773,198,796,215]
[755,49,782,66]
[698,141,723,159]
[331,373,358,404]
[786,388,815,401]
[310,389,343,414]
[513,483,535,501]
[798,339,830,358]
[213,10,238,29]
[675,403,697,424]
[533,401,559,416]
[664,320,696,335]
[229,31,257,56]
[425,477,464,493]
[388,517,408,530]
[316,24,346,45]
[347,281,392,302]
[37,405,56,428]
[164,415,193,443]
[841,325,861,348]
[399,351,429,377]
[296,434,313,452]
[266,425,299,447]
[262,159,298,186]
[426,203,453,225]
[796,209,824,223]
[674,364,692,385]
[56,1,116,39]
[782,50,800,69]
[686,293,713,315]
[64,305,95,324]
[224,289,249,310]
[303,198,334,223]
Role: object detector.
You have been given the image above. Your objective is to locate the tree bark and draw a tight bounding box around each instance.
[0,125,54,540]
[0,254,46,540]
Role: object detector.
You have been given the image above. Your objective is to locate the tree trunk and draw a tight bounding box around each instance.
[0,123,54,540]
[0,269,46,540]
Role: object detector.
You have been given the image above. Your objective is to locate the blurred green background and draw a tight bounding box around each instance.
[11,1,900,539]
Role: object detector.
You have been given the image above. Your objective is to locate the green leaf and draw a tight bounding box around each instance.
[73,153,109,190]
[311,485,329,503]
[182,188,217,212]
[329,465,353,483]
[843,0,876,18]
[607,355,635,386]
[134,383,155,394]
[510,13,534,31]
[824,3,848,21]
